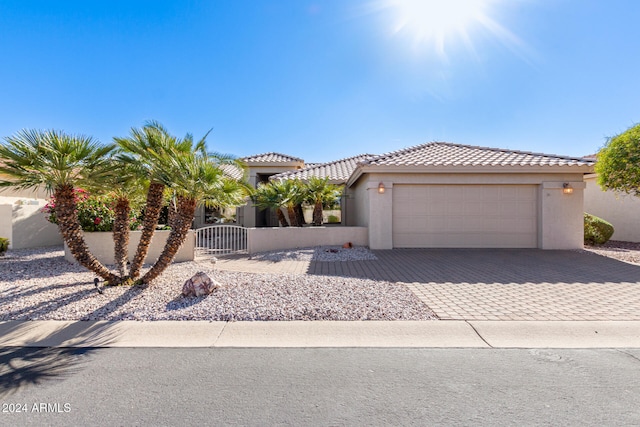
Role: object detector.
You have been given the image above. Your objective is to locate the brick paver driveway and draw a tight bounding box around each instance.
[217,249,640,321]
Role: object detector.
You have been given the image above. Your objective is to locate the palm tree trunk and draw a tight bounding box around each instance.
[294,203,306,226]
[167,200,178,229]
[112,196,131,276]
[313,202,323,226]
[129,182,165,279]
[55,185,120,284]
[139,196,197,285]
[287,205,299,227]
[276,209,288,227]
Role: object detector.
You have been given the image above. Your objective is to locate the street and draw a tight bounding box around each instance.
[2,347,639,426]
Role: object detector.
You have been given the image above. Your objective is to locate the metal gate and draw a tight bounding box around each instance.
[195,225,248,256]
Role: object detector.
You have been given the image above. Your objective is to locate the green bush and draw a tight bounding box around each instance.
[584,213,614,245]
[42,189,142,232]
[327,215,340,224]
[0,237,9,255]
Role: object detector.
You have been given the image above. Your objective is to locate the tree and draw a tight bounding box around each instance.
[274,179,305,227]
[596,123,640,196]
[139,147,249,284]
[304,177,343,226]
[115,121,181,280]
[0,129,119,283]
[251,182,290,227]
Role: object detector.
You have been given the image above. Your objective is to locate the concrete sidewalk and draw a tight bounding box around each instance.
[1,320,639,348]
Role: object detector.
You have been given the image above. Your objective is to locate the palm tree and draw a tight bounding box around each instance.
[139,149,249,284]
[272,179,305,227]
[96,161,146,277]
[115,121,186,280]
[251,182,289,227]
[0,129,120,283]
[305,177,343,226]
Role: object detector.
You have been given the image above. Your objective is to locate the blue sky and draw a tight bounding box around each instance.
[1,0,639,163]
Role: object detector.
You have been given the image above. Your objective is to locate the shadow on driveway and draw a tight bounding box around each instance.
[307,249,640,285]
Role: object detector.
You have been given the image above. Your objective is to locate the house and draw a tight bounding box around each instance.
[342,143,594,250]
[231,142,594,250]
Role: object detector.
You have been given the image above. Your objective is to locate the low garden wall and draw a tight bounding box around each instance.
[64,230,195,265]
[247,226,368,254]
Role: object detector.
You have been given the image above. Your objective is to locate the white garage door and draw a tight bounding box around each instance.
[393,184,538,248]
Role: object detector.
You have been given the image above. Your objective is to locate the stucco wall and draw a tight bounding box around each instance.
[345,178,370,227]
[584,174,640,242]
[352,172,587,250]
[64,230,195,264]
[0,204,11,246]
[247,226,368,254]
[0,196,63,249]
[538,181,585,249]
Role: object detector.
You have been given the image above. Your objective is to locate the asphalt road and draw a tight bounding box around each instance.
[1,347,639,426]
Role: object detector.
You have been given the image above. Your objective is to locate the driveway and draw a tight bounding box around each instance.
[217,249,640,321]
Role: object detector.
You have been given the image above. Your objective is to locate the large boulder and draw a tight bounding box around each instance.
[182,272,219,297]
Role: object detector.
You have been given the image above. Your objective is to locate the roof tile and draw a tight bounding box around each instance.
[271,154,376,182]
[241,152,304,163]
[362,142,594,168]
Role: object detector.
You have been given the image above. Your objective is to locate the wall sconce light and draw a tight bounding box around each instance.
[378,182,385,194]
[563,183,573,194]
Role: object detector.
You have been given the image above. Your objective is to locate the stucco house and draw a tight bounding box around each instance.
[342,143,593,250]
[233,142,594,250]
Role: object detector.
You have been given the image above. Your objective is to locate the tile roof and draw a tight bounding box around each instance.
[219,163,245,180]
[271,154,377,183]
[241,152,304,164]
[362,142,595,167]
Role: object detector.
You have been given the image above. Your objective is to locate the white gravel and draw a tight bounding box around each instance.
[250,245,378,262]
[0,246,435,321]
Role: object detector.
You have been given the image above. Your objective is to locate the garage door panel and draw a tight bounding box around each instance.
[393,184,538,248]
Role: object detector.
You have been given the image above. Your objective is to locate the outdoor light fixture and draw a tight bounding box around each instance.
[378,182,385,194]
[563,183,573,194]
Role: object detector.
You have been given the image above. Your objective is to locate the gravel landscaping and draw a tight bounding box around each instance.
[0,246,435,321]
[583,240,640,265]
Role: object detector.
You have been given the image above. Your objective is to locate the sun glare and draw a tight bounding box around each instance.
[374,0,516,59]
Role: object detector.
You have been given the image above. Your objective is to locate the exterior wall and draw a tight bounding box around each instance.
[584,174,640,242]
[64,230,195,264]
[247,226,368,254]
[0,196,62,249]
[0,204,11,246]
[538,181,585,249]
[345,178,370,227]
[354,172,587,250]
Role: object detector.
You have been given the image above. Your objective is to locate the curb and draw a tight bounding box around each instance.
[1,320,639,348]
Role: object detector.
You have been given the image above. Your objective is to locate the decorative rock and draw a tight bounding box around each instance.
[182,272,219,297]
[342,242,353,249]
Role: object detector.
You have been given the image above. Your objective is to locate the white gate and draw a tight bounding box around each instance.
[195,225,248,256]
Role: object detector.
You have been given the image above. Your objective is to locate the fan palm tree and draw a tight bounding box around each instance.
[116,121,239,280]
[0,129,120,283]
[251,182,290,227]
[139,150,249,285]
[305,177,343,226]
[272,179,305,227]
[95,161,147,277]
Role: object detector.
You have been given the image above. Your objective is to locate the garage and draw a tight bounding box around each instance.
[392,184,538,248]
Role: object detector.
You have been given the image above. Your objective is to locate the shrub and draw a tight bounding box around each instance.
[42,189,142,232]
[327,214,340,224]
[584,213,614,245]
[0,237,9,255]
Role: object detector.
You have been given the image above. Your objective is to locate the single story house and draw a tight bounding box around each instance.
[234,143,595,250]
